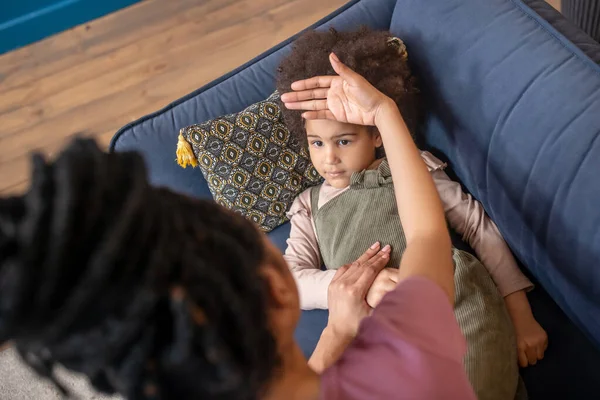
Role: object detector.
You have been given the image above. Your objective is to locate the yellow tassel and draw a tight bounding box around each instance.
[176,131,198,168]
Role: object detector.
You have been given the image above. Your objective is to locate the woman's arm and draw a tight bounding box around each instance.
[373,100,454,303]
[308,326,352,373]
[308,245,391,373]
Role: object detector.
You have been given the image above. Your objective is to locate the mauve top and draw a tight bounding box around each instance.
[285,151,533,310]
[320,277,477,400]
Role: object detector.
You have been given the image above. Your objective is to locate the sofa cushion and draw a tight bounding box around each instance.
[391,0,600,350]
[177,92,321,232]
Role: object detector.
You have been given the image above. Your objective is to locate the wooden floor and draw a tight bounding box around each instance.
[0,0,562,195]
[0,0,348,195]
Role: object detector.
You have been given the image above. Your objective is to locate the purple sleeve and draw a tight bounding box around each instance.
[320,277,476,400]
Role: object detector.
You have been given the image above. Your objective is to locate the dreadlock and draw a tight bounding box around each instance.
[276,26,420,147]
[0,139,279,399]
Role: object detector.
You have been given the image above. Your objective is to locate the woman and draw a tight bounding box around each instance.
[0,55,475,399]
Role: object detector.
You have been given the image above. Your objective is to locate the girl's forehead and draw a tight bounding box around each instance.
[305,119,368,137]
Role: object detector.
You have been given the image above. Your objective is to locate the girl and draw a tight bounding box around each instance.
[278,28,547,399]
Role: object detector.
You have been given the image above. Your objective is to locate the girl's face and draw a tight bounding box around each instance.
[305,119,382,189]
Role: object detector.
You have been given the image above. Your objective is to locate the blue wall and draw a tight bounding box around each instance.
[0,0,142,54]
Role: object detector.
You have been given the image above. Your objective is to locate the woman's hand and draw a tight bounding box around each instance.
[281,53,393,126]
[308,243,390,373]
[327,242,390,338]
[366,267,399,309]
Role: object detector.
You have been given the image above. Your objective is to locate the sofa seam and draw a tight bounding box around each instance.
[513,0,600,74]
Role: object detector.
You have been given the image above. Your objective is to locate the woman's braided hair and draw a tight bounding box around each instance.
[276,26,420,147]
[0,139,279,399]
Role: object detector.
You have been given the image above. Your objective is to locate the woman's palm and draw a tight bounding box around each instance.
[327,75,382,126]
[281,53,389,126]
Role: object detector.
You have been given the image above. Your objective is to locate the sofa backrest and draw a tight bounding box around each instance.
[111,0,600,348]
[391,0,600,347]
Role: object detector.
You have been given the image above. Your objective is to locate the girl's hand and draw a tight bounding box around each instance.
[281,53,393,126]
[505,290,549,367]
[513,313,548,367]
[366,267,399,308]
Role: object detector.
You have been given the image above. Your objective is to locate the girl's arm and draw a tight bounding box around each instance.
[424,153,547,367]
[425,156,533,297]
[284,190,335,310]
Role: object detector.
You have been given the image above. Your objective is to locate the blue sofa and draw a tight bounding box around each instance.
[111,0,600,397]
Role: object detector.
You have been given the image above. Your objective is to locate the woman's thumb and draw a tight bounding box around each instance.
[330,53,356,82]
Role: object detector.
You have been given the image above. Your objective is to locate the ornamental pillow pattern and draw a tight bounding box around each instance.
[176,92,323,232]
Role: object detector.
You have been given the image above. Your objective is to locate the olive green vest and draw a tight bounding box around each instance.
[311,159,522,400]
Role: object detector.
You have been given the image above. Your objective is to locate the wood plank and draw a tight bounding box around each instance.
[0,0,347,195]
[0,129,117,196]
[0,0,292,133]
[0,11,279,163]
[0,0,232,89]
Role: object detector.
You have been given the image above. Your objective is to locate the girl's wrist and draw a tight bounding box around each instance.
[504,291,534,321]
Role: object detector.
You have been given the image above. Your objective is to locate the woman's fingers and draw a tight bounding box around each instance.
[290,75,335,91]
[344,245,391,281]
[331,264,351,282]
[329,53,360,84]
[280,88,329,103]
[354,242,381,264]
[333,244,391,288]
[283,99,328,111]
[353,251,390,291]
[301,110,336,121]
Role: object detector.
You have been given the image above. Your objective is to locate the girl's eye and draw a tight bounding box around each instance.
[311,141,323,147]
[338,139,350,146]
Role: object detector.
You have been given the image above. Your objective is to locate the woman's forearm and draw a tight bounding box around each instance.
[374,101,448,241]
[308,327,353,373]
[374,100,454,303]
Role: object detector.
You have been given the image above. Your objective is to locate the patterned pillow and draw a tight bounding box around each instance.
[176,92,323,232]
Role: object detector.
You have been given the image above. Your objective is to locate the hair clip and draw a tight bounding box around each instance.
[387,37,408,60]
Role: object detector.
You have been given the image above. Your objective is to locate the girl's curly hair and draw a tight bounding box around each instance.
[276,27,420,147]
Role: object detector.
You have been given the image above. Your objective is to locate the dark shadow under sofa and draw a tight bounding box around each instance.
[110,0,600,398]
